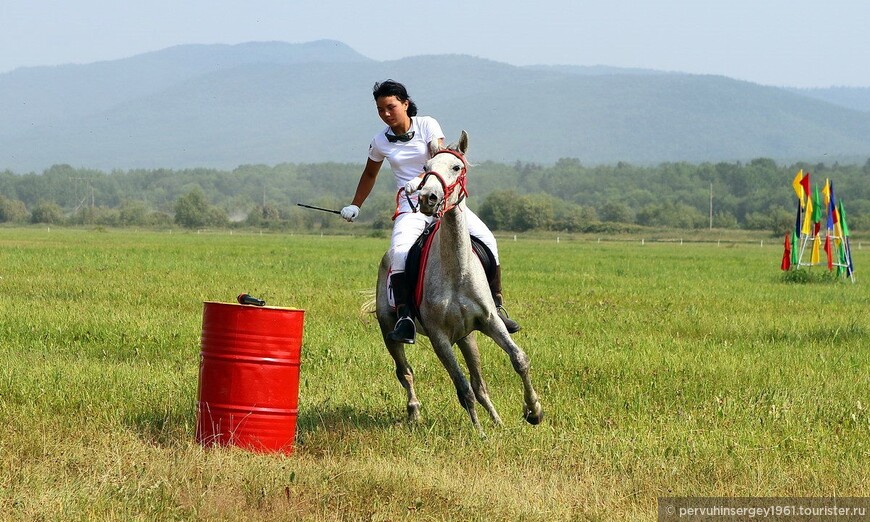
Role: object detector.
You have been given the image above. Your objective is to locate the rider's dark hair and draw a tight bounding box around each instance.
[372,79,418,117]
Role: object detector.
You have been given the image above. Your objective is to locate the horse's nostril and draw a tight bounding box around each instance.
[428,193,439,205]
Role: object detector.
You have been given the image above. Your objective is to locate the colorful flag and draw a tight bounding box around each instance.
[800,172,811,201]
[837,241,846,277]
[792,170,806,207]
[791,230,799,267]
[781,233,792,271]
[822,179,831,206]
[839,201,850,237]
[812,185,822,224]
[811,234,820,264]
[832,193,843,241]
[801,189,814,235]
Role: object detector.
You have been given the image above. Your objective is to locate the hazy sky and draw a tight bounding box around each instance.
[3,0,868,88]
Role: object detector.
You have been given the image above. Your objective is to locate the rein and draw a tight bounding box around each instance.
[406,149,468,219]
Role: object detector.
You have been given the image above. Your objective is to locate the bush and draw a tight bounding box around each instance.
[781,268,838,284]
[174,188,228,228]
[0,196,29,223]
[30,201,64,224]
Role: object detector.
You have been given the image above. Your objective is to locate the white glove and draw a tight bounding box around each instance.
[404,177,422,194]
[340,204,360,222]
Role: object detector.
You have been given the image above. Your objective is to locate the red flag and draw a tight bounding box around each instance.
[824,235,833,270]
[799,172,811,201]
[781,233,791,271]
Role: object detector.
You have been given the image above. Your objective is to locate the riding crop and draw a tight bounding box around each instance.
[296,203,341,215]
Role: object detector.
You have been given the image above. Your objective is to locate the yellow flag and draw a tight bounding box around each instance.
[811,234,820,264]
[801,193,813,235]
[822,178,831,208]
[791,170,805,207]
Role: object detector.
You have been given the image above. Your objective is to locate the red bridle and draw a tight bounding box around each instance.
[416,149,469,218]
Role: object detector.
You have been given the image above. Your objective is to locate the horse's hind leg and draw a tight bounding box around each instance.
[430,335,485,436]
[483,322,543,425]
[384,338,421,422]
[456,333,503,426]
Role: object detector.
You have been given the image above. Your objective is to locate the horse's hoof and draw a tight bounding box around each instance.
[407,403,421,423]
[523,403,543,425]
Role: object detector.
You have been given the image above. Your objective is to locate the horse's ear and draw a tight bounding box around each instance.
[457,130,469,154]
[428,139,444,158]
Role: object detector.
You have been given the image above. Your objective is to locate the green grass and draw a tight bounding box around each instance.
[1,227,868,520]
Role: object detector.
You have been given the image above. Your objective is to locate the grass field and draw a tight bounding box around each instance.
[1,227,868,520]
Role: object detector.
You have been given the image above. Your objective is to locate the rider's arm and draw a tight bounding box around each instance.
[351,158,383,207]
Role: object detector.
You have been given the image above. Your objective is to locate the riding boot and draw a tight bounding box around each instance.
[387,272,416,344]
[490,265,521,333]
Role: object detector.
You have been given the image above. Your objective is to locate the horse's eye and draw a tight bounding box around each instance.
[453,165,461,171]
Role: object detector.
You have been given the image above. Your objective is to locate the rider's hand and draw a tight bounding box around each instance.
[340,204,360,222]
[404,177,422,194]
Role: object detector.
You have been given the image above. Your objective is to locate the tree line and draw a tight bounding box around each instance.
[1,158,869,235]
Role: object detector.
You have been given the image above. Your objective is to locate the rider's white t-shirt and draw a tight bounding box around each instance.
[368,116,445,190]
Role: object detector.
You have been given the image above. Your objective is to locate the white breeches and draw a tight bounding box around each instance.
[389,209,500,273]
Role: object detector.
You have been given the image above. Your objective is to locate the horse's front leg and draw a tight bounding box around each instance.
[481,318,543,425]
[429,333,485,436]
[456,333,503,426]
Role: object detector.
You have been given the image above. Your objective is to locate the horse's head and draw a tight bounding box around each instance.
[418,131,469,218]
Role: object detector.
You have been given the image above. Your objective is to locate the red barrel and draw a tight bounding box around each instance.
[196,301,304,454]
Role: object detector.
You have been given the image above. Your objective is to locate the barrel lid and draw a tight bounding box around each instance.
[203,301,303,311]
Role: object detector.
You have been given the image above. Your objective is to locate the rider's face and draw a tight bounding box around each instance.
[376,96,410,130]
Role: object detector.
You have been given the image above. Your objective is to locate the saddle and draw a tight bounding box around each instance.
[401,220,497,316]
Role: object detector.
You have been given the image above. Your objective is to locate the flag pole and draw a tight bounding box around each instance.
[797,232,810,267]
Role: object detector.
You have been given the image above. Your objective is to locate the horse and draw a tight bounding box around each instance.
[375,131,543,436]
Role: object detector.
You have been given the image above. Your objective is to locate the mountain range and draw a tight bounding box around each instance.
[1,40,869,173]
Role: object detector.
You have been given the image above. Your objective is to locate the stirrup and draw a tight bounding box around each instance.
[497,304,521,334]
[388,316,416,344]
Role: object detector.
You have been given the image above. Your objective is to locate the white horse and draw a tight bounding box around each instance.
[375,131,543,436]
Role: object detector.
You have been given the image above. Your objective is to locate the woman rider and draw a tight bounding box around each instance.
[340,80,519,344]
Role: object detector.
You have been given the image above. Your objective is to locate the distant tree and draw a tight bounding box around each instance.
[598,201,634,223]
[0,196,29,223]
[636,201,706,229]
[30,201,64,224]
[70,206,120,226]
[3,157,868,233]
[149,212,174,227]
[246,205,269,227]
[206,206,229,228]
[478,190,521,230]
[513,194,554,231]
[712,211,739,229]
[119,200,149,226]
[174,188,211,228]
[766,206,794,236]
[839,198,869,232]
[552,203,597,232]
